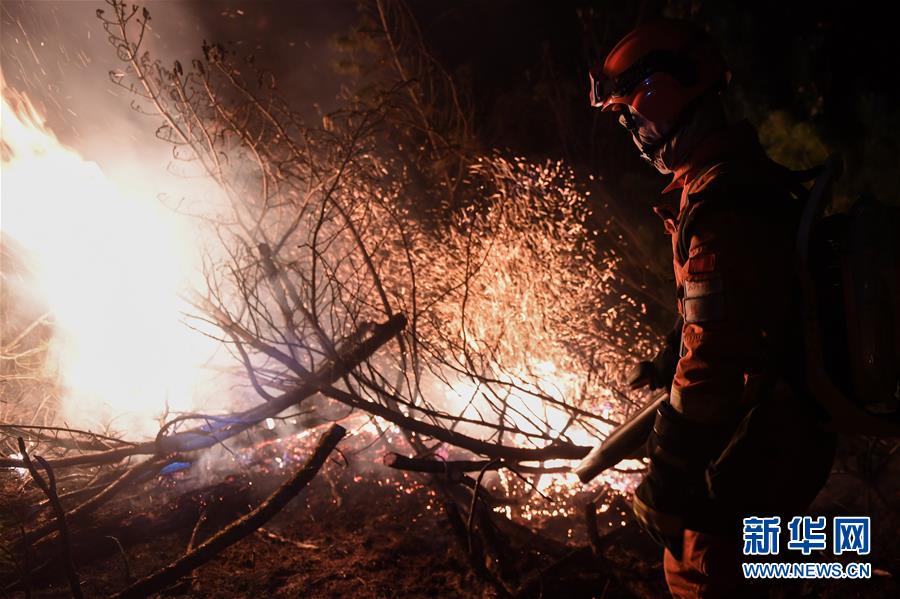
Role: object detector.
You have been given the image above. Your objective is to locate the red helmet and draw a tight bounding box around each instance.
[590,19,729,125]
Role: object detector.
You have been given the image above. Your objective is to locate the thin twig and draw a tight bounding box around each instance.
[383,453,570,477]
[105,536,132,583]
[257,528,318,550]
[16,438,83,599]
[466,458,501,554]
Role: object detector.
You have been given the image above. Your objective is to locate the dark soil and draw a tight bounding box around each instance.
[2,464,496,598]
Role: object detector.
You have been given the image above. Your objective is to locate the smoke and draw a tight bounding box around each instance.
[0,3,306,435]
[1,1,354,164]
[0,2,365,436]
[3,2,185,190]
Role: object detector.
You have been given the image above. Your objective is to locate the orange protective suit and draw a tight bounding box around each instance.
[646,119,835,597]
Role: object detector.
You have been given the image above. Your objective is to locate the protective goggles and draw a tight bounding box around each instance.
[590,50,699,108]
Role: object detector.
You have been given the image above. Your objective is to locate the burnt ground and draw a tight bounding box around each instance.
[102,471,493,598]
[0,450,666,599]
[1,435,898,598]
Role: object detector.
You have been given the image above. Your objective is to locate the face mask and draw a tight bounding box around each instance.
[615,94,729,177]
[617,108,673,173]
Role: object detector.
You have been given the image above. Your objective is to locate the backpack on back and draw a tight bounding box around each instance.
[797,156,900,435]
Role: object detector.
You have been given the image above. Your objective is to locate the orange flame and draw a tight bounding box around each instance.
[1,82,221,437]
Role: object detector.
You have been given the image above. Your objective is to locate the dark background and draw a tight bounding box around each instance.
[5,0,898,199]
[402,0,899,199]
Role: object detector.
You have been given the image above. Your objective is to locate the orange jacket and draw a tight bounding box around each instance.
[648,120,835,526]
[655,120,803,425]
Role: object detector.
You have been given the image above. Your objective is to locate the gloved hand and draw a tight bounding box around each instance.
[626,360,666,390]
[627,319,681,390]
[626,343,679,390]
[631,401,724,560]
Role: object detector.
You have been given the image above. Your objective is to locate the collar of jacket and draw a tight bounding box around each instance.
[661,119,762,195]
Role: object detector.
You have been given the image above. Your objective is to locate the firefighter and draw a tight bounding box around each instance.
[590,19,836,597]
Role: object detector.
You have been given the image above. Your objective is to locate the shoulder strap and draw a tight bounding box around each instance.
[767,159,825,201]
[676,202,703,264]
[675,163,724,264]
[675,159,828,264]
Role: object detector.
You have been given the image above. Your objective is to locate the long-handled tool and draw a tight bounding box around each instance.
[573,393,666,483]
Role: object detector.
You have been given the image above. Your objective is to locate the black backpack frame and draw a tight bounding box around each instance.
[797,155,900,435]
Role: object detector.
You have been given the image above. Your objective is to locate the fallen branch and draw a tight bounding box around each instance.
[384,453,571,476]
[16,438,83,599]
[0,314,406,470]
[1,424,135,450]
[111,424,346,599]
[0,444,147,470]
[323,385,591,461]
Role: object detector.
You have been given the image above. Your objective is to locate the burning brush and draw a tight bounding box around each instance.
[1,1,663,595]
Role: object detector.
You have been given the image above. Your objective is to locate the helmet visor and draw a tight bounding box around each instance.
[589,66,625,109]
[590,50,701,110]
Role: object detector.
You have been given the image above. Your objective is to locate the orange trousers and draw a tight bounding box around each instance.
[663,530,749,598]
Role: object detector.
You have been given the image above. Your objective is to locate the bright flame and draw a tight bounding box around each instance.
[1,83,219,437]
[440,360,615,493]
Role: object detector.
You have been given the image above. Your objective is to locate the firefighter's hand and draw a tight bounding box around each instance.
[626,360,660,390]
[628,321,681,390]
